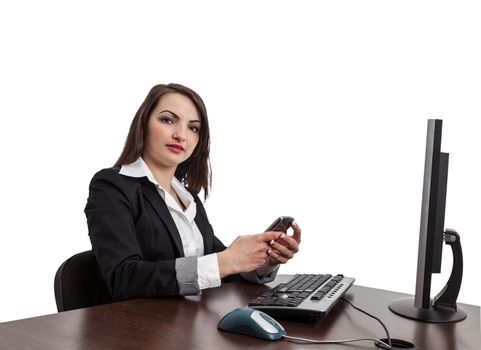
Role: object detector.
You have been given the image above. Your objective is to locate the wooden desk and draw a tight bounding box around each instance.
[0,276,479,350]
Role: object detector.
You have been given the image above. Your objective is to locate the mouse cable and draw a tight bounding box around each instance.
[281,297,395,349]
[282,334,392,348]
[341,296,392,347]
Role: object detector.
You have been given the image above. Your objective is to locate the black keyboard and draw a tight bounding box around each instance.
[248,274,355,319]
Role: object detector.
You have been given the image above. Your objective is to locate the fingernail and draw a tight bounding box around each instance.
[270,239,275,246]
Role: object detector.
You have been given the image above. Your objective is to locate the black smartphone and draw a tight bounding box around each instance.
[265,216,294,233]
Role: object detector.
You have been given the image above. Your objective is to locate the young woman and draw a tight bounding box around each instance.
[85,83,301,302]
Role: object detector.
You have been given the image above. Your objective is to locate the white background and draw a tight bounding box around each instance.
[0,1,479,323]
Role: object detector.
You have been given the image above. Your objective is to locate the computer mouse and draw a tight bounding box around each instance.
[217,307,286,341]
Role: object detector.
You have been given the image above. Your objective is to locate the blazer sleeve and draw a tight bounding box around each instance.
[85,168,180,300]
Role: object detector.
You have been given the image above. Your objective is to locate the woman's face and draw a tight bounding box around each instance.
[143,92,201,171]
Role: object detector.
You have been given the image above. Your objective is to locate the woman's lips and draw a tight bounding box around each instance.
[166,144,185,153]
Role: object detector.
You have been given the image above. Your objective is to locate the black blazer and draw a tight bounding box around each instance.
[85,167,229,302]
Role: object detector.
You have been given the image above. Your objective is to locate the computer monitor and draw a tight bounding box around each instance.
[389,119,466,323]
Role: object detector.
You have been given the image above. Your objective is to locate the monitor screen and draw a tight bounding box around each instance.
[388,119,466,323]
[415,119,447,308]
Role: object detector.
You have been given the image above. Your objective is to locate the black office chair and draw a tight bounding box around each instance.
[54,250,104,312]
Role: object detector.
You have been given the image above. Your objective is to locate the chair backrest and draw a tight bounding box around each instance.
[54,250,100,312]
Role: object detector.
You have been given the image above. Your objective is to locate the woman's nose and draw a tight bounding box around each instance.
[172,128,186,142]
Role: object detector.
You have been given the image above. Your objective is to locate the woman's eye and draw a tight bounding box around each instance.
[159,116,174,124]
[189,125,200,133]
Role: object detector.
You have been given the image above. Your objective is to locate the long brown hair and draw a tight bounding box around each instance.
[115,83,211,198]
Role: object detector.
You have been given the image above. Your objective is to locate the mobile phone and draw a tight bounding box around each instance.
[265,216,294,233]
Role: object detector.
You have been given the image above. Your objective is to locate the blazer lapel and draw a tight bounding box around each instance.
[139,179,185,257]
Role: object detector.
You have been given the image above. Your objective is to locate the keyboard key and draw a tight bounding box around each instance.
[310,292,325,301]
[319,286,331,294]
[326,281,338,288]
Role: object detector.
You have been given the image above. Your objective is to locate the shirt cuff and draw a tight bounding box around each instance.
[241,264,280,284]
[256,264,279,278]
[175,256,200,295]
[197,253,221,290]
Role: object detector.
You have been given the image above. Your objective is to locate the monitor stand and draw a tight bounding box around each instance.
[389,229,467,322]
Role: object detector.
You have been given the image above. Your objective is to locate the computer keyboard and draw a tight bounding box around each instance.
[248,274,355,319]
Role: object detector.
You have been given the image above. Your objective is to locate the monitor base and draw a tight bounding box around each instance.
[389,297,466,323]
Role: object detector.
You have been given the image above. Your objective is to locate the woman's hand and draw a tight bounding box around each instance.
[217,222,302,278]
[265,221,301,266]
[217,231,281,278]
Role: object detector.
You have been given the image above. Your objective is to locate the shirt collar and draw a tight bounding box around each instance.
[119,157,158,184]
[119,158,197,221]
